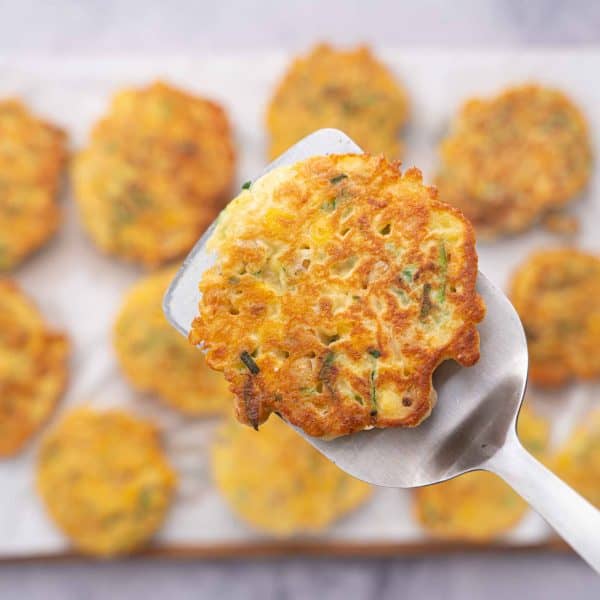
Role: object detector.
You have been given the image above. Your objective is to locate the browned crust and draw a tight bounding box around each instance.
[192,154,484,438]
[0,279,70,456]
[266,43,409,160]
[436,84,592,238]
[72,81,236,267]
[0,100,68,271]
[509,247,600,388]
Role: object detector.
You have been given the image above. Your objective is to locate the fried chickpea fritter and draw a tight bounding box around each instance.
[191,154,485,439]
[114,267,231,415]
[211,416,371,535]
[37,407,176,557]
[436,85,592,237]
[414,405,549,540]
[0,280,69,457]
[510,248,600,388]
[0,100,67,270]
[73,82,235,267]
[554,409,600,509]
[266,44,408,160]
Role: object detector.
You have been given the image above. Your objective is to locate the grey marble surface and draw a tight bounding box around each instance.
[0,1,599,598]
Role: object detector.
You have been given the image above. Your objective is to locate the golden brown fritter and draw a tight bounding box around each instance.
[266,44,408,160]
[0,100,67,270]
[436,85,592,237]
[114,267,231,415]
[191,154,485,439]
[211,416,372,535]
[554,409,600,509]
[37,407,176,557]
[73,81,236,267]
[414,405,549,540]
[509,248,600,388]
[0,280,69,457]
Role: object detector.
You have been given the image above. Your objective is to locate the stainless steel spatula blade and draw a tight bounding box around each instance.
[163,128,600,572]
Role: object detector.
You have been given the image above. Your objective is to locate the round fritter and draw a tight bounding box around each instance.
[436,85,592,237]
[36,407,176,557]
[414,405,549,540]
[191,154,485,439]
[0,280,69,457]
[510,248,600,388]
[114,267,231,415]
[554,409,600,509]
[266,44,408,160]
[211,416,372,535]
[72,81,236,267]
[0,100,67,270]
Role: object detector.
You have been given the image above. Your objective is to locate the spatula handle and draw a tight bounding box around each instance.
[486,431,600,573]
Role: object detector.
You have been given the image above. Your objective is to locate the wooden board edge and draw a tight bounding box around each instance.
[0,538,571,563]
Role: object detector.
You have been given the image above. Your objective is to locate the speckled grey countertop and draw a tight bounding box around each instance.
[0,1,599,598]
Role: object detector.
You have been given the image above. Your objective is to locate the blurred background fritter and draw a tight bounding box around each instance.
[36,407,176,557]
[436,85,592,238]
[413,405,549,540]
[509,248,600,388]
[72,81,236,267]
[266,44,408,160]
[114,267,232,416]
[553,409,600,509]
[0,280,69,457]
[211,417,372,536]
[0,100,67,271]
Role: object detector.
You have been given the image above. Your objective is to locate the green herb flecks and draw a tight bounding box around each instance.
[368,348,381,358]
[353,394,364,405]
[438,241,448,303]
[318,351,336,394]
[420,283,433,320]
[402,265,417,283]
[321,198,337,212]
[300,387,317,396]
[137,488,152,513]
[240,351,260,374]
[392,288,409,304]
[369,368,378,415]
[241,180,252,190]
[330,173,348,184]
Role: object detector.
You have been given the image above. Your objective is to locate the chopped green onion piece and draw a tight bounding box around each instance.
[402,265,417,282]
[242,180,252,190]
[420,283,433,319]
[330,173,348,184]
[321,198,337,212]
[438,241,448,303]
[368,348,381,358]
[370,367,377,413]
[240,351,260,374]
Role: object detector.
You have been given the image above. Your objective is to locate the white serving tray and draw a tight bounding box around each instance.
[0,50,598,558]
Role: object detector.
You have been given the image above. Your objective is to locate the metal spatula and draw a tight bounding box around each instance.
[163,129,600,572]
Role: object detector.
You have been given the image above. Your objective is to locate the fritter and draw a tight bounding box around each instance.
[266,44,408,160]
[554,409,600,509]
[190,154,485,439]
[0,100,67,270]
[72,81,236,267]
[509,248,600,388]
[436,85,592,237]
[36,407,176,557]
[211,416,372,535]
[114,267,231,415]
[0,280,69,457]
[414,405,549,540]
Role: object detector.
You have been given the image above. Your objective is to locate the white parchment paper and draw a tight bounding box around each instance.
[0,50,598,557]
